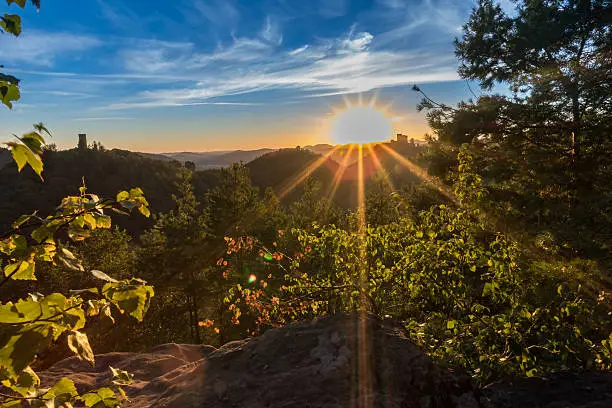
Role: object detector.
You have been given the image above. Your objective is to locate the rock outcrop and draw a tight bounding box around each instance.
[41,314,478,407]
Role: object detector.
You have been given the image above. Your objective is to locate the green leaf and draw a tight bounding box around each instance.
[31,225,52,243]
[60,248,77,261]
[446,320,456,329]
[20,132,45,155]
[115,191,129,202]
[67,330,95,365]
[33,122,51,137]
[0,299,43,324]
[4,261,36,281]
[0,14,22,36]
[0,325,50,379]
[138,205,151,218]
[6,142,43,180]
[81,387,119,408]
[83,214,97,228]
[1,366,40,397]
[103,281,154,322]
[7,0,28,8]
[0,81,20,108]
[0,400,22,408]
[43,378,79,406]
[93,215,111,229]
[109,366,133,386]
[57,252,84,272]
[70,288,99,295]
[11,213,34,229]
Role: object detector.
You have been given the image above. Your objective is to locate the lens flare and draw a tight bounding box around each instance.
[330,96,393,145]
[356,143,373,408]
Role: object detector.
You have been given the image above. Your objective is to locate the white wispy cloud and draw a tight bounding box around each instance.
[72,117,134,122]
[101,25,458,110]
[341,31,374,53]
[96,0,139,28]
[120,40,194,73]
[0,31,101,67]
[102,101,263,110]
[289,45,310,56]
[260,16,283,45]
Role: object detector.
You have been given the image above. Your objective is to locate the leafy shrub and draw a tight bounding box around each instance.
[1,129,154,407]
[220,149,612,384]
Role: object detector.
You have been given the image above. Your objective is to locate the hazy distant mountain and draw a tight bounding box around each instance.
[162,151,231,163]
[133,152,179,163]
[136,140,426,171]
[153,149,275,169]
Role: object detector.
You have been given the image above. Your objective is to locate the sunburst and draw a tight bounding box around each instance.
[329,95,394,145]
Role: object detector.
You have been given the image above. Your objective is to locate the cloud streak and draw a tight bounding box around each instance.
[100,24,458,110]
[0,31,101,67]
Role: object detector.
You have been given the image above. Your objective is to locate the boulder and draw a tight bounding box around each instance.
[41,314,478,407]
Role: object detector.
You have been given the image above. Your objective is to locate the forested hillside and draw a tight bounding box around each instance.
[0,148,181,235]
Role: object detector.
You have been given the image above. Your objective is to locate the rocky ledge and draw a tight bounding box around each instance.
[40,313,611,407]
[41,314,477,407]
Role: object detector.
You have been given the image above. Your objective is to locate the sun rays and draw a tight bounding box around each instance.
[378,144,456,203]
[278,147,340,199]
[274,96,461,408]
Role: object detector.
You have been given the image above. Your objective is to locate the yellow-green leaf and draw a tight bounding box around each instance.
[6,142,43,180]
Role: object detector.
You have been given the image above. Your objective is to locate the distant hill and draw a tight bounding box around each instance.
[134,152,180,164]
[246,148,339,202]
[146,144,379,170]
[0,141,429,234]
[246,142,426,208]
[0,148,218,236]
[159,149,274,169]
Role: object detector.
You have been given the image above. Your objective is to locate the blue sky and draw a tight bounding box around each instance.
[0,0,508,152]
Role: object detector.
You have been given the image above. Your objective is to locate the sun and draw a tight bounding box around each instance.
[330,99,393,145]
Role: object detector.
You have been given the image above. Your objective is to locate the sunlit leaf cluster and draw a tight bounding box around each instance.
[0,134,154,407]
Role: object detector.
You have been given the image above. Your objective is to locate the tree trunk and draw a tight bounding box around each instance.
[571,93,581,159]
[191,291,202,343]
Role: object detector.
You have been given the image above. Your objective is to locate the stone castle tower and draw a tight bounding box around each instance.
[78,133,87,150]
